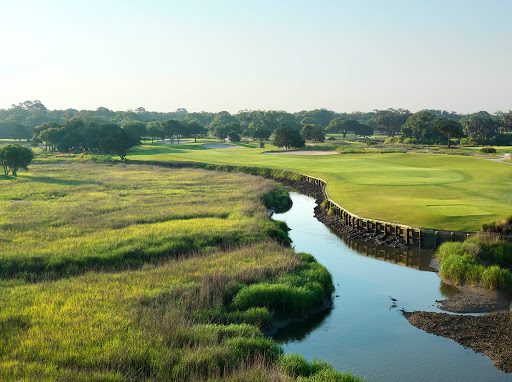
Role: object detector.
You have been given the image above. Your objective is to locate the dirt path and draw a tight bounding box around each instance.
[405,311,512,373]
[487,153,511,164]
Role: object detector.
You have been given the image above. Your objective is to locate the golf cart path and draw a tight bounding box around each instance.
[487,153,511,164]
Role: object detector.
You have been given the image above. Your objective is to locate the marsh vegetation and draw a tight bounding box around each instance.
[0,163,357,381]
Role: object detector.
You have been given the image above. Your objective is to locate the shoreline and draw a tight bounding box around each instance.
[274,177,411,249]
[404,311,512,374]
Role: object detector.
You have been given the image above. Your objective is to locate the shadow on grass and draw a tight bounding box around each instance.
[20,176,102,186]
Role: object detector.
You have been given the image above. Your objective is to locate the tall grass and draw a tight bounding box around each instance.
[436,234,512,291]
[0,163,290,280]
[0,162,358,381]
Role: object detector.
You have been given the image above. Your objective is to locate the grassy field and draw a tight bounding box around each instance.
[0,163,360,381]
[126,142,512,231]
[0,163,293,280]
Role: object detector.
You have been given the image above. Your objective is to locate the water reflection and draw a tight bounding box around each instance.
[271,191,510,382]
[340,236,435,271]
[273,307,332,343]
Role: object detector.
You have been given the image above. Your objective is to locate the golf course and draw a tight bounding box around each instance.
[127,142,512,232]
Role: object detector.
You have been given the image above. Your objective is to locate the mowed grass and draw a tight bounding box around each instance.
[127,143,512,231]
[0,163,355,381]
[0,163,291,280]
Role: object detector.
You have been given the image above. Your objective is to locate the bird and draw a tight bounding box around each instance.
[389,295,397,302]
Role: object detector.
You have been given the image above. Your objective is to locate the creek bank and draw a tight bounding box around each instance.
[404,311,512,374]
[273,177,411,249]
[436,287,510,313]
[430,257,511,313]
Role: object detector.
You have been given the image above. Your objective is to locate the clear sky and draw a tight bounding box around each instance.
[1,0,511,114]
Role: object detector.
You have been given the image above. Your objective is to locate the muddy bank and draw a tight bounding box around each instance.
[437,290,510,313]
[434,276,511,313]
[274,177,411,249]
[404,311,512,374]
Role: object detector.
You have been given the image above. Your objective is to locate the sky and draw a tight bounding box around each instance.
[1,0,511,114]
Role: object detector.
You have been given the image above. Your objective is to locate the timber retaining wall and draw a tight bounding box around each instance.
[299,174,473,250]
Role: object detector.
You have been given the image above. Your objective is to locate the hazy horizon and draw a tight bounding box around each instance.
[2,0,511,114]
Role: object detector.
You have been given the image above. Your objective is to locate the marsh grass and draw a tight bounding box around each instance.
[437,234,512,291]
[0,163,290,280]
[0,162,357,381]
[0,243,338,381]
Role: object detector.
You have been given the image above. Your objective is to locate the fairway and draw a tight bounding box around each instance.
[127,143,512,231]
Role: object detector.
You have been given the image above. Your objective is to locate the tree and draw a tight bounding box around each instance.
[461,112,498,139]
[122,121,146,140]
[300,117,321,126]
[187,120,207,142]
[299,109,336,127]
[0,144,34,176]
[10,125,30,141]
[434,118,464,147]
[500,111,512,133]
[326,117,360,139]
[146,122,163,143]
[272,125,305,150]
[369,109,411,137]
[99,130,139,161]
[401,110,445,143]
[253,126,271,148]
[302,124,325,142]
[208,112,240,133]
[354,123,374,138]
[161,119,184,143]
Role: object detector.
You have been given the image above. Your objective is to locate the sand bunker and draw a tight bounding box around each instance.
[202,143,244,149]
[263,150,338,155]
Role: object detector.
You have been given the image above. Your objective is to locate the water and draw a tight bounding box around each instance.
[272,192,511,382]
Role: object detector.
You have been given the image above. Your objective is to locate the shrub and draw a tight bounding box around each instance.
[481,147,497,153]
[327,206,337,215]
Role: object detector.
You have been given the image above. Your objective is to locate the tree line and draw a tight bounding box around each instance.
[2,101,512,148]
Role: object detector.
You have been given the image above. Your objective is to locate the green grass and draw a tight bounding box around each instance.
[436,234,512,291]
[124,142,512,231]
[0,162,358,381]
[0,163,290,280]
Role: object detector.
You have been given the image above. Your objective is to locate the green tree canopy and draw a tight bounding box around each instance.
[400,110,445,143]
[272,124,305,150]
[434,118,464,147]
[369,109,411,137]
[461,113,498,139]
[0,144,34,176]
[99,130,139,161]
[253,127,271,148]
[10,125,30,141]
[301,124,325,142]
[187,120,208,142]
[122,121,146,140]
[326,117,360,138]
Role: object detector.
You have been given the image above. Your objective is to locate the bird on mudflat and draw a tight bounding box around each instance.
[389,295,397,302]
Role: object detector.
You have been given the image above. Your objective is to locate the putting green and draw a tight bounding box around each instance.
[127,142,512,231]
